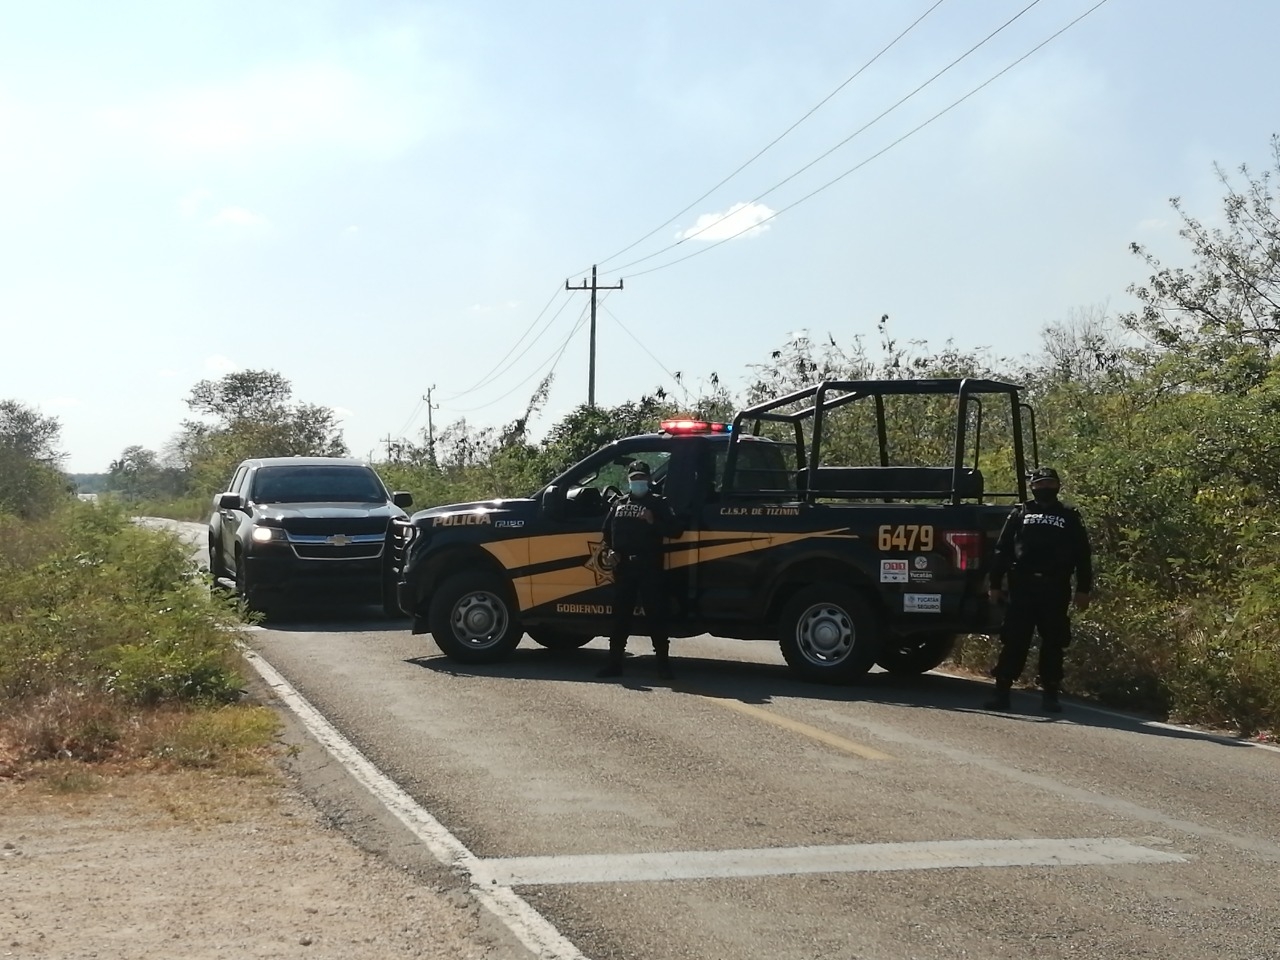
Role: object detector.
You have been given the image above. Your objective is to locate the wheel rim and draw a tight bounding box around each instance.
[795,601,855,665]
[450,590,509,649]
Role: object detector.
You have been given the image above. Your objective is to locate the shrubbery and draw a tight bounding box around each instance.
[0,501,275,773]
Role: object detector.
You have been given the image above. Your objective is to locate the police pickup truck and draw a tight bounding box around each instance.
[392,378,1039,683]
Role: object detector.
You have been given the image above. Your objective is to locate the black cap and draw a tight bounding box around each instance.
[1028,466,1061,484]
[627,460,651,478]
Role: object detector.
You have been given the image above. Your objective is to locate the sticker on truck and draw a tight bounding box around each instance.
[880,559,909,583]
[904,593,941,613]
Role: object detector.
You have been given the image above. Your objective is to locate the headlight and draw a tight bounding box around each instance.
[251,526,282,543]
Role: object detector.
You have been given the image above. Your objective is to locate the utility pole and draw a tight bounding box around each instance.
[424,386,438,465]
[380,434,398,462]
[566,264,623,408]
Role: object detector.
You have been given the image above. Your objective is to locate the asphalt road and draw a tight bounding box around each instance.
[159,520,1280,960]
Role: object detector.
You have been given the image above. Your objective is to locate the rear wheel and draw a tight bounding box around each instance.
[778,583,881,684]
[428,571,523,663]
[876,633,957,675]
[527,629,594,651]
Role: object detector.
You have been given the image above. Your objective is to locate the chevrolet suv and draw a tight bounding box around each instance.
[208,457,413,616]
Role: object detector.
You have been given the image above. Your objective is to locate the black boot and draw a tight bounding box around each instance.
[596,641,626,678]
[983,680,1012,712]
[596,658,624,678]
[653,641,674,680]
[1041,686,1062,713]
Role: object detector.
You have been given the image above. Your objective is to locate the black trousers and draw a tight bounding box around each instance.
[994,575,1073,688]
[608,558,670,659]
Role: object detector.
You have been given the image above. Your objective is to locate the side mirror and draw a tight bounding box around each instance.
[392,491,414,509]
[541,484,566,522]
[216,492,244,511]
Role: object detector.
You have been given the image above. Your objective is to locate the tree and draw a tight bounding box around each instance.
[172,370,347,496]
[0,400,67,518]
[1124,134,1280,391]
[107,445,186,502]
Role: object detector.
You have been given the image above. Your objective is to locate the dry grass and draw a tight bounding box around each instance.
[0,693,281,782]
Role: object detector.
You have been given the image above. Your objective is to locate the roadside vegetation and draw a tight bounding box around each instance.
[0,418,278,780]
[40,136,1280,744]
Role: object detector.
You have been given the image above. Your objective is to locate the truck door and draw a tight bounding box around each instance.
[526,445,676,617]
[689,440,792,620]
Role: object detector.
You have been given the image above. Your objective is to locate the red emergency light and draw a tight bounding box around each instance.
[660,419,732,435]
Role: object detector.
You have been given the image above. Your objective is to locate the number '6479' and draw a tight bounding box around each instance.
[877,524,934,552]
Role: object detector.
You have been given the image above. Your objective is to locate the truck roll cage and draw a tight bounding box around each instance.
[723,378,1036,506]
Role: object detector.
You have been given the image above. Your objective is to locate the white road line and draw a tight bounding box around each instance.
[238,646,590,960]
[934,668,1280,755]
[473,837,1186,887]
[1066,701,1280,756]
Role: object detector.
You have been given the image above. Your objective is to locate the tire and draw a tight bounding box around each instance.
[527,629,594,651]
[208,536,232,595]
[778,583,881,684]
[876,633,957,675]
[235,549,266,616]
[428,571,523,664]
[381,561,406,620]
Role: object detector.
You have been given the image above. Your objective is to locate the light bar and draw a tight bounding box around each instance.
[660,419,732,435]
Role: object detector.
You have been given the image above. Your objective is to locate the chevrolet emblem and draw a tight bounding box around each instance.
[326,534,353,546]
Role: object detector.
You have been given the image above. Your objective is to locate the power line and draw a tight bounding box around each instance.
[437,284,569,403]
[443,302,593,414]
[393,396,425,439]
[599,302,684,393]
[621,0,1112,281]
[611,0,1048,276]
[593,0,953,271]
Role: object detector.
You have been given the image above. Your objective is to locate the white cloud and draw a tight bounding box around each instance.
[679,201,776,242]
[204,354,238,373]
[346,225,361,234]
[178,187,212,218]
[210,206,267,227]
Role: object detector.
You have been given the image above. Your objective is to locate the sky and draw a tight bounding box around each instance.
[2,0,1278,473]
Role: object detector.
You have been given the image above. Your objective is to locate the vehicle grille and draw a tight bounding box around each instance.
[290,538,385,561]
[281,517,389,537]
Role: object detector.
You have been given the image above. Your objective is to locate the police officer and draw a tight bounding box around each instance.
[985,466,1093,713]
[597,460,682,680]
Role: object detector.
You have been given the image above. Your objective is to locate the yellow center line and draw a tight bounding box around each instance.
[679,692,894,761]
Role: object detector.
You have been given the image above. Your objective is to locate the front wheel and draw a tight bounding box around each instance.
[209,535,232,595]
[527,629,594,651]
[235,549,267,617]
[876,633,956,675]
[778,583,881,684]
[381,560,406,620]
[428,571,523,663]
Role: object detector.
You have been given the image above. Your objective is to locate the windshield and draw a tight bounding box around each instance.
[251,465,388,504]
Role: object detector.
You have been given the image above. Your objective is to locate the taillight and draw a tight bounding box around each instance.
[944,530,984,571]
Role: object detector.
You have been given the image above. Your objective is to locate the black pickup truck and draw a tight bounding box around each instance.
[392,378,1039,683]
[209,457,414,615]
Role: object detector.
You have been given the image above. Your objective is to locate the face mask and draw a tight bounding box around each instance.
[1032,487,1059,504]
[628,479,650,497]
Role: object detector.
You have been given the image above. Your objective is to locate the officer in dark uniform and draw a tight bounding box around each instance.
[985,466,1093,713]
[597,460,682,680]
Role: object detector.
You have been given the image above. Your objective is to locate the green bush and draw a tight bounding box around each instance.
[0,501,245,705]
